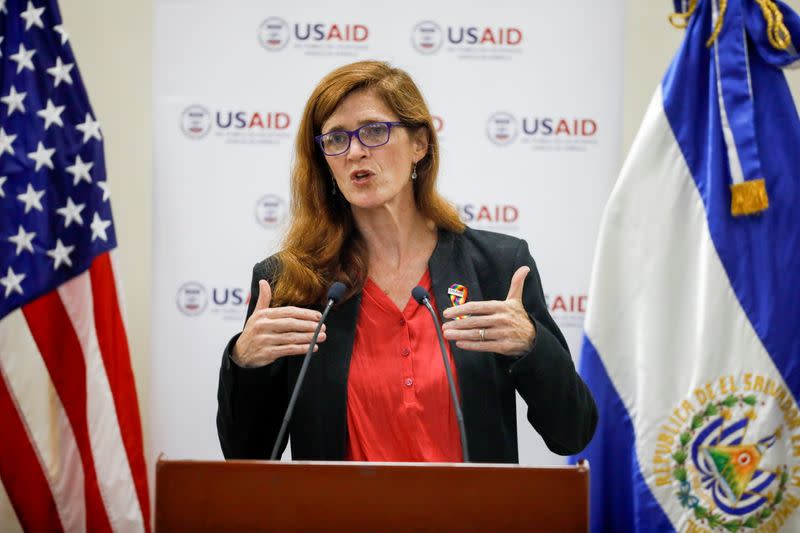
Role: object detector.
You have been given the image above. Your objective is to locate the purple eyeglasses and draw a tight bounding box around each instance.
[315,121,407,156]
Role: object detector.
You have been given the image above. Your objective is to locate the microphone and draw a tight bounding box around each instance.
[412,286,470,463]
[270,281,346,460]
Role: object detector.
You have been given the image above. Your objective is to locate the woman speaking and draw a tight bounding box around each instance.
[216,60,597,462]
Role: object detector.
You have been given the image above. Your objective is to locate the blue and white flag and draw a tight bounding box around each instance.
[576,1,800,531]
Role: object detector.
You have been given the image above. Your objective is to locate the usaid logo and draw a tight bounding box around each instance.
[257,17,370,53]
[180,106,293,144]
[216,111,291,130]
[294,22,368,42]
[180,105,212,139]
[447,25,522,46]
[176,282,249,320]
[258,17,291,51]
[487,113,599,150]
[522,117,598,137]
[255,194,288,229]
[545,293,588,329]
[411,21,443,54]
[411,21,523,58]
[176,282,208,316]
[431,115,444,133]
[486,112,518,146]
[459,204,519,225]
[546,294,587,314]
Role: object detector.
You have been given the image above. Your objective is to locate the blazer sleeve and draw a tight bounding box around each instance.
[507,239,598,455]
[216,260,289,459]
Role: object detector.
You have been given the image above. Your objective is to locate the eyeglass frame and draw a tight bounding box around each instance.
[315,121,409,156]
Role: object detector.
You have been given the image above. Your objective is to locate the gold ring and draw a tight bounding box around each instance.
[479,328,485,342]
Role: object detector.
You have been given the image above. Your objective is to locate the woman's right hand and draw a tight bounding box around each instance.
[231,279,326,368]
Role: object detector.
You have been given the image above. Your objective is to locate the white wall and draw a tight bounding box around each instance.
[58,0,800,469]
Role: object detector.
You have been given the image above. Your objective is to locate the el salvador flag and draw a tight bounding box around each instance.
[575,1,800,531]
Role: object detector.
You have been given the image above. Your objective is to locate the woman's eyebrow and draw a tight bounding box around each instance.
[322,118,387,133]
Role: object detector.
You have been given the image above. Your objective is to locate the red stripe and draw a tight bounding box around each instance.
[89,253,151,530]
[23,293,113,533]
[0,371,64,533]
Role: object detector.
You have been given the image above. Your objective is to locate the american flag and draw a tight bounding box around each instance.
[0,1,149,531]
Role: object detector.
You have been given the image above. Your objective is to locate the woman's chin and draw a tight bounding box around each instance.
[348,184,415,210]
[347,195,388,211]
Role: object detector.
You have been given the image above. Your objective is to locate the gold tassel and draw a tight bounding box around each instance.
[731,179,769,216]
[755,0,793,50]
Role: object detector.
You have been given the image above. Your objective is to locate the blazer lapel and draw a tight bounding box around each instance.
[429,229,496,459]
[428,228,485,377]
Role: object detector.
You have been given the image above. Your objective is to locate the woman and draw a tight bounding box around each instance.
[216,60,597,463]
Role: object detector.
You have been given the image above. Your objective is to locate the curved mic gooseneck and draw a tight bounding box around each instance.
[270,282,346,460]
[412,286,470,463]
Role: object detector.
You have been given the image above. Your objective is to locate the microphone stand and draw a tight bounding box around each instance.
[270,283,344,460]
[413,287,470,463]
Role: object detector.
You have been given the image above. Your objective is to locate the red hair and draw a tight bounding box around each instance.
[273,61,464,306]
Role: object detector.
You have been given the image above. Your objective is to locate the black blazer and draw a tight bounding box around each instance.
[216,227,597,462]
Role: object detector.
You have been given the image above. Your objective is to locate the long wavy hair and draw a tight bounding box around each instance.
[272,61,465,306]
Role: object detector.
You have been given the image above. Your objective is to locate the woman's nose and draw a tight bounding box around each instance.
[347,134,369,159]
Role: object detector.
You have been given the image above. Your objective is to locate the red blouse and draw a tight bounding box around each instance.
[346,269,463,462]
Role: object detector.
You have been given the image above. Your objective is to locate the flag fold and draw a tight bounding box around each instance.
[575,1,800,531]
[0,1,149,531]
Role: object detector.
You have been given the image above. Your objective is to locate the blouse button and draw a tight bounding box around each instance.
[404,378,414,387]
[401,348,410,357]
[399,318,406,326]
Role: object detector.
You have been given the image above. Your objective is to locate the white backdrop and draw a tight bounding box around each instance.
[151,0,623,466]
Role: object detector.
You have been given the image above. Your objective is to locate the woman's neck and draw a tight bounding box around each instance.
[353,201,437,270]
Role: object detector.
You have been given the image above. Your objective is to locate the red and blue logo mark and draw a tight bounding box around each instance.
[412,21,522,54]
[487,112,598,146]
[258,17,369,51]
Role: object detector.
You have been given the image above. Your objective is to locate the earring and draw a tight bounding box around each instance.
[411,163,417,181]
[331,177,337,195]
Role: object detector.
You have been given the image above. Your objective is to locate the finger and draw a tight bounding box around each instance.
[264,306,323,322]
[443,300,506,319]
[254,279,272,311]
[262,331,327,345]
[442,314,499,330]
[505,266,530,301]
[442,328,488,342]
[454,340,504,352]
[267,343,320,359]
[256,317,325,334]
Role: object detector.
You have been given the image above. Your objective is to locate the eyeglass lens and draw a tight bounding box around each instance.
[321,123,391,155]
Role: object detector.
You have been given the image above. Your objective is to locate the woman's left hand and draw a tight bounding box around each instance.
[441,266,536,357]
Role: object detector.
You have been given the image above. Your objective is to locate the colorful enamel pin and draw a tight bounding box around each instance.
[447,283,468,319]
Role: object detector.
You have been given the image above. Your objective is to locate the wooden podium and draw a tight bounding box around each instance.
[155,459,589,532]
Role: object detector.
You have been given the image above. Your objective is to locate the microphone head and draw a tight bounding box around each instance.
[411,286,429,305]
[327,281,347,303]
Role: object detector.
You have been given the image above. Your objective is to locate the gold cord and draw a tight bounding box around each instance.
[706,0,729,47]
[670,0,792,51]
[755,0,793,50]
[669,0,698,29]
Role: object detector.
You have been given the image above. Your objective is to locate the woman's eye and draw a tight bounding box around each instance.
[364,125,384,136]
[327,133,348,145]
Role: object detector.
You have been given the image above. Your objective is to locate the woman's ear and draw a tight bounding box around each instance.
[412,127,429,160]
